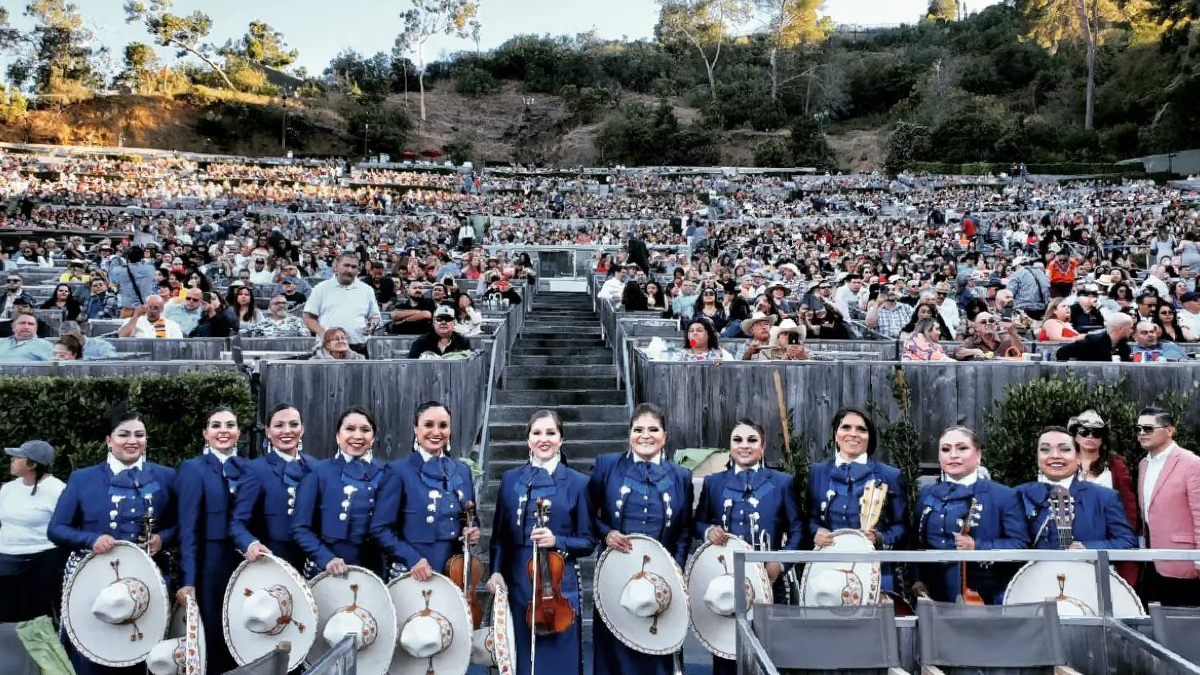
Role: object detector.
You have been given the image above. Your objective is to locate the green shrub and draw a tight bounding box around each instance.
[455,67,498,96]
[753,139,791,168]
[0,372,253,477]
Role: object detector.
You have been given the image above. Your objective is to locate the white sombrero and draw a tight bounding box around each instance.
[223,552,317,671]
[61,540,170,667]
[1004,561,1145,618]
[594,534,689,655]
[308,567,398,675]
[685,537,773,659]
[798,529,881,607]
[469,584,516,675]
[146,595,205,675]
[388,572,472,675]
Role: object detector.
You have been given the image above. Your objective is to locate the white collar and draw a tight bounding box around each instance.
[340,450,374,463]
[205,446,237,464]
[1038,474,1075,489]
[945,471,979,487]
[107,453,144,474]
[1148,442,1178,463]
[531,455,560,475]
[733,462,761,474]
[272,447,298,463]
[834,452,869,467]
[417,447,451,463]
[632,452,663,465]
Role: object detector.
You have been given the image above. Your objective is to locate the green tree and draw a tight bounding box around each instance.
[394,0,481,121]
[788,115,834,170]
[756,0,830,100]
[124,0,235,90]
[0,8,21,53]
[926,0,959,22]
[222,20,298,70]
[13,0,102,96]
[656,0,752,102]
[117,42,160,92]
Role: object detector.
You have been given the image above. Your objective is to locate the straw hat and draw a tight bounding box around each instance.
[1004,561,1143,618]
[223,553,317,672]
[61,541,170,667]
[470,584,516,675]
[798,529,881,607]
[307,567,397,675]
[739,311,777,336]
[685,537,773,659]
[768,319,805,345]
[388,572,472,675]
[146,595,205,675]
[594,534,689,655]
[1067,410,1106,434]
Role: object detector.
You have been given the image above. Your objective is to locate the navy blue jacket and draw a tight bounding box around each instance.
[49,461,178,551]
[589,452,693,567]
[694,465,803,553]
[369,452,477,572]
[807,459,907,548]
[1015,480,1137,551]
[291,454,385,569]
[231,452,322,554]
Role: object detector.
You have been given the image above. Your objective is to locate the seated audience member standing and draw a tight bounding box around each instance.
[117,295,183,339]
[407,306,472,359]
[388,281,436,335]
[1055,313,1134,362]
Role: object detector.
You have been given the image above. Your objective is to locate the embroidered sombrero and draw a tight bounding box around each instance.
[223,552,317,671]
[307,566,398,675]
[685,536,773,659]
[594,534,689,655]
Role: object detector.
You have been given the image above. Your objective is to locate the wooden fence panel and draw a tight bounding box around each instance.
[109,338,227,361]
[0,361,236,377]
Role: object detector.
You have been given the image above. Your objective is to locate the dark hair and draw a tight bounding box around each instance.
[831,407,878,456]
[526,410,564,439]
[124,245,144,263]
[1038,425,1073,440]
[267,403,301,426]
[939,425,981,450]
[109,410,145,434]
[1138,406,1174,428]
[414,400,451,426]
[630,403,667,431]
[204,405,237,427]
[24,458,49,496]
[225,284,259,324]
[621,281,648,311]
[55,334,83,359]
[682,317,720,352]
[338,251,360,264]
[731,418,766,441]
[338,405,378,431]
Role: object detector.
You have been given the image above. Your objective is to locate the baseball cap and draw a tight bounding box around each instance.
[283,276,299,285]
[6,440,55,466]
[1182,292,1200,303]
[434,305,456,320]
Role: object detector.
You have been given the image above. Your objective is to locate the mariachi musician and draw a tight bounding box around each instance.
[292,405,386,577]
[48,411,178,675]
[695,418,802,675]
[487,410,596,675]
[1015,427,1137,551]
[914,425,1028,604]
[174,406,247,673]
[232,403,321,571]
[588,403,693,675]
[370,400,480,582]
[808,408,907,591]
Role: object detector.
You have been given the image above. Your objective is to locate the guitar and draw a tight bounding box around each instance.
[958,499,985,605]
[1048,486,1075,550]
[859,479,889,536]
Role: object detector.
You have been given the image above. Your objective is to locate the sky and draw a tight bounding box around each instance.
[4,0,1004,80]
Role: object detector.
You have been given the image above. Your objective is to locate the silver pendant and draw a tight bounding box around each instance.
[339,513,348,521]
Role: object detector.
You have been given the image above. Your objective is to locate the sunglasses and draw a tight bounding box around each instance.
[978,318,998,325]
[434,317,455,323]
[1075,427,1105,438]
[1136,425,1166,435]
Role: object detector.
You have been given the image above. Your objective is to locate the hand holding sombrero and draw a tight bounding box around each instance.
[223,552,317,672]
[685,536,772,659]
[388,571,472,675]
[594,534,689,655]
[308,566,398,675]
[146,595,205,675]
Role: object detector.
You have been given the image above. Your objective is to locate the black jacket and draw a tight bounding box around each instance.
[406,331,471,359]
[1054,330,1131,362]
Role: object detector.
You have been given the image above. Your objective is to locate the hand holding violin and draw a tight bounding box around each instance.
[530,527,556,549]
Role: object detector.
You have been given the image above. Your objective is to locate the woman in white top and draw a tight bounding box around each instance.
[0,440,65,622]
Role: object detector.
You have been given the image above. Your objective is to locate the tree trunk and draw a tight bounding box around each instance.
[419,71,426,121]
[1074,0,1096,130]
[769,46,779,101]
[704,60,717,101]
[170,39,235,90]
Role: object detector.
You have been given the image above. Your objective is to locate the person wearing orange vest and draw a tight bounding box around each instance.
[1048,248,1079,298]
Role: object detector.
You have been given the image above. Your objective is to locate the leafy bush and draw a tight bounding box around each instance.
[559,85,615,124]
[0,86,28,125]
[884,122,934,173]
[788,117,835,171]
[597,99,720,166]
[455,66,498,96]
[347,106,413,157]
[0,372,253,477]
[754,139,791,168]
[442,136,475,164]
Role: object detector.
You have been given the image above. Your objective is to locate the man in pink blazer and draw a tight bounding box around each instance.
[1137,406,1200,606]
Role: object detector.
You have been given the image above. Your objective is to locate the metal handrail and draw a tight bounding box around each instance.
[472,319,504,497]
[622,335,636,417]
[300,635,357,675]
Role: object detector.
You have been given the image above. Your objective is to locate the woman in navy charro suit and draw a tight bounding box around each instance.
[175,406,246,673]
[808,408,907,591]
[695,418,802,675]
[1015,427,1136,552]
[915,426,1029,604]
[486,410,595,675]
[48,411,178,675]
[370,400,480,582]
[232,403,322,571]
[291,405,386,577]
[589,403,693,675]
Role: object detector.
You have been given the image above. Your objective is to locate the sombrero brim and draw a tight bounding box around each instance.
[167,596,205,675]
[223,552,317,671]
[388,572,472,675]
[798,529,881,607]
[307,567,397,675]
[62,541,170,667]
[492,584,516,675]
[685,537,772,659]
[595,534,689,655]
[1003,561,1144,618]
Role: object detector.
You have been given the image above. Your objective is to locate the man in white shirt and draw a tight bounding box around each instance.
[117,295,184,339]
[833,274,863,318]
[596,268,627,302]
[303,253,381,351]
[247,257,275,285]
[1136,406,1200,606]
[1178,292,1200,337]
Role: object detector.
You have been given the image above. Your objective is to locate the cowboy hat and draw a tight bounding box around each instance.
[61,540,170,667]
[1004,561,1144,618]
[685,537,773,659]
[1067,409,1106,434]
[594,534,689,655]
[768,319,805,345]
[470,583,516,675]
[223,552,317,672]
[798,529,881,607]
[307,567,397,675]
[146,595,205,675]
[389,572,472,675]
[739,312,777,336]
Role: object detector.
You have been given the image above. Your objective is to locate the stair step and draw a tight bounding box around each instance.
[517,337,605,349]
[493,389,625,405]
[504,365,615,378]
[504,376,618,390]
[488,405,629,423]
[509,354,613,366]
[511,346,612,358]
[489,421,628,442]
[488,439,627,461]
[521,326,602,335]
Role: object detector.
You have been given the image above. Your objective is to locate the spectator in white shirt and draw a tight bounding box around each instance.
[597,269,627,302]
[248,256,275,285]
[117,294,185,339]
[1178,292,1200,337]
[1141,265,1171,299]
[833,274,863,318]
[303,252,381,351]
[0,440,66,622]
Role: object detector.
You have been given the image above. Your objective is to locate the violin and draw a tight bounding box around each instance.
[958,499,985,606]
[526,499,574,635]
[445,501,485,628]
